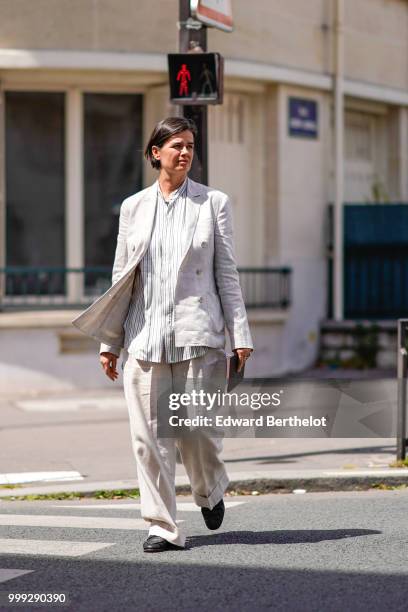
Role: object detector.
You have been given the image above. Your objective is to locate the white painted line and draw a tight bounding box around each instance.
[56,503,144,510]
[0,471,84,485]
[16,397,126,413]
[55,501,246,511]
[0,568,34,584]
[0,539,113,557]
[0,514,147,530]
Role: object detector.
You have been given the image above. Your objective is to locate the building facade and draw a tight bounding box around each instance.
[0,0,407,392]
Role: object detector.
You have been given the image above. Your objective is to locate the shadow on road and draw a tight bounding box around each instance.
[186,528,381,548]
[224,444,395,465]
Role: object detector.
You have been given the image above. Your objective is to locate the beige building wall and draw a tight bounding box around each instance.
[0,0,178,54]
[271,84,331,370]
[343,100,389,202]
[143,84,178,185]
[388,106,408,202]
[210,0,331,74]
[209,87,265,266]
[0,0,407,91]
[344,0,408,91]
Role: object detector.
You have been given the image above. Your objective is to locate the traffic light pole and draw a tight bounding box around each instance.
[179,0,208,185]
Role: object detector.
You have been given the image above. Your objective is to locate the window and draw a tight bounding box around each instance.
[5,91,65,294]
[84,93,143,294]
[2,89,144,305]
[345,111,374,162]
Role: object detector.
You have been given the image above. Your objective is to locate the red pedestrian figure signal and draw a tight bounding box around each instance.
[177,64,191,96]
[168,53,223,105]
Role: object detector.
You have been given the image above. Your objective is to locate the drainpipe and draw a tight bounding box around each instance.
[333,0,344,320]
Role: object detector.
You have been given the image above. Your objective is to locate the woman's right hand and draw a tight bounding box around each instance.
[100,352,119,381]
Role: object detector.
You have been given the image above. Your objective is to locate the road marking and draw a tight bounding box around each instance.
[55,501,246,511]
[0,539,113,557]
[0,514,148,530]
[0,568,34,584]
[15,397,126,413]
[0,471,84,485]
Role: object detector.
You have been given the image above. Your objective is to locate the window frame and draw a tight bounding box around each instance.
[0,78,145,306]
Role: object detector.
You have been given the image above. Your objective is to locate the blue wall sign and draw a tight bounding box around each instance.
[288,97,318,139]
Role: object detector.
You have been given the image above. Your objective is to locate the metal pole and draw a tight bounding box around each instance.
[333,0,344,320]
[179,0,208,184]
[0,81,5,309]
[397,319,407,460]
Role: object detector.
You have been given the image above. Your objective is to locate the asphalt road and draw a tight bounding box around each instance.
[0,489,407,611]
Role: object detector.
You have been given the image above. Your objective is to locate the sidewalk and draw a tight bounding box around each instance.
[0,375,406,498]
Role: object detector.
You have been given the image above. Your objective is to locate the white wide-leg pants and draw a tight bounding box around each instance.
[122,347,229,548]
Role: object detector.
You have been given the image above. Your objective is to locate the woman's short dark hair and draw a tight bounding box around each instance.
[144,116,198,170]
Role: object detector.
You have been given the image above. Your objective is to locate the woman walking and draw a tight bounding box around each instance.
[73,116,253,552]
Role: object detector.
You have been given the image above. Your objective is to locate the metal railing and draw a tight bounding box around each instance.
[397,319,408,460]
[0,266,292,310]
[0,267,112,309]
[238,267,291,309]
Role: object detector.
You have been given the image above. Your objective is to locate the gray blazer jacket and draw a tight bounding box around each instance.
[72,178,253,356]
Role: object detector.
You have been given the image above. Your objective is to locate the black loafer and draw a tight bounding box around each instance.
[143,535,184,553]
[201,499,225,530]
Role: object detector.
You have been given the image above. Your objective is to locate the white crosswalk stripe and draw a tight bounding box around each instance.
[0,568,34,584]
[0,498,239,568]
[0,539,113,557]
[0,471,84,485]
[0,514,148,530]
[0,512,138,561]
[55,501,246,511]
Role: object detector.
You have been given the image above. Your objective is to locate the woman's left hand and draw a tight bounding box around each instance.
[233,348,253,372]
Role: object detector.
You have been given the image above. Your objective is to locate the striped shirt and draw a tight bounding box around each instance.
[123,178,208,363]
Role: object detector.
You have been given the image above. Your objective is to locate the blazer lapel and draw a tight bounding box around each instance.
[179,178,204,266]
[121,182,158,276]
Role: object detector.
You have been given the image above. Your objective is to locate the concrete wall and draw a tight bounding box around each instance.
[272,84,331,372]
[209,89,266,266]
[0,310,288,393]
[0,327,115,395]
[209,0,330,74]
[0,0,407,90]
[344,0,408,91]
[0,0,178,54]
[319,321,397,369]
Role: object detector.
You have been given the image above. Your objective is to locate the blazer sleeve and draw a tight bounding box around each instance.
[213,194,254,351]
[100,197,130,357]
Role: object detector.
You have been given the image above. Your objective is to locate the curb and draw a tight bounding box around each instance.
[226,475,408,493]
[1,470,408,499]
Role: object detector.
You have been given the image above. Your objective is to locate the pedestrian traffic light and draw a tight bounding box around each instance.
[167,53,224,105]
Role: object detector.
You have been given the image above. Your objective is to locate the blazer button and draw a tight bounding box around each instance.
[201,241,207,248]
[196,269,201,275]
